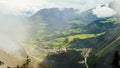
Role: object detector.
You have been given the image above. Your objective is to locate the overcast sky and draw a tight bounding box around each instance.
[0,0,114,15]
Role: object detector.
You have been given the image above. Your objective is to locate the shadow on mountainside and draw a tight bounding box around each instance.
[39,50,85,68]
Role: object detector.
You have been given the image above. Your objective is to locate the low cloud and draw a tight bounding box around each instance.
[48,0,114,12]
[0,15,28,55]
[110,0,120,22]
[92,5,116,18]
[0,0,114,15]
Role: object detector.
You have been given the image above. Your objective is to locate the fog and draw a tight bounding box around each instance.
[0,14,29,57]
[110,0,120,22]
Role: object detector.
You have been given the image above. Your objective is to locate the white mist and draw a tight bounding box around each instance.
[0,15,28,56]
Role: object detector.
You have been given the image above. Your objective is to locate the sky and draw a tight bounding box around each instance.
[0,0,114,16]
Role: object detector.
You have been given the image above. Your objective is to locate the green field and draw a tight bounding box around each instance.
[67,32,105,43]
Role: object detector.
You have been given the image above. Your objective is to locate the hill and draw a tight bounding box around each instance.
[28,7,119,68]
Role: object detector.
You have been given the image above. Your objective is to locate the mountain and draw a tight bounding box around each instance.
[28,6,119,68]
[76,9,98,24]
[30,8,103,35]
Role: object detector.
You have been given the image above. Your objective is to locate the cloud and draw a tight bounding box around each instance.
[92,5,116,17]
[0,0,57,15]
[47,0,114,12]
[0,0,114,15]
[0,15,28,54]
[110,0,120,22]
[112,0,120,13]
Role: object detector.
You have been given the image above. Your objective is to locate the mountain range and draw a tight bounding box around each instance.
[27,5,119,68]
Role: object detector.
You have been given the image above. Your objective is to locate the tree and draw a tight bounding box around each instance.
[0,61,4,66]
[21,56,31,68]
[111,51,120,68]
